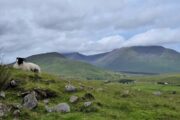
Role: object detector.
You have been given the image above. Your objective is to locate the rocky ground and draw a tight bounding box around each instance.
[0,68,180,120]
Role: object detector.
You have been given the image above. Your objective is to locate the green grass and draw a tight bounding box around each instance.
[0,65,12,90]
[1,68,180,120]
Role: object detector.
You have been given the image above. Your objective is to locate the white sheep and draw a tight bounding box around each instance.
[13,57,41,73]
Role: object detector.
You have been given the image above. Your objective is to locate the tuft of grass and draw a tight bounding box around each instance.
[0,65,12,90]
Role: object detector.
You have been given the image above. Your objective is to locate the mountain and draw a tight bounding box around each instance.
[64,46,180,74]
[26,52,120,80]
[63,52,88,62]
[63,52,108,63]
[94,46,180,73]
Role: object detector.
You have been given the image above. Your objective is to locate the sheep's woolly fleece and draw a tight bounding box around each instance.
[13,62,41,73]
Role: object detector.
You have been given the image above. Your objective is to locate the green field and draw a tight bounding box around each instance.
[1,68,180,120]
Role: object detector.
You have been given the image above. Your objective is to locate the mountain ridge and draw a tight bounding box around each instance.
[64,46,180,73]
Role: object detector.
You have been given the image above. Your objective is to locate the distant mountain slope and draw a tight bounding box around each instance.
[63,52,108,63]
[64,46,180,73]
[94,46,180,73]
[26,52,119,80]
[63,52,88,62]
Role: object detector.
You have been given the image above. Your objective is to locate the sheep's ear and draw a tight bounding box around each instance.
[16,57,19,62]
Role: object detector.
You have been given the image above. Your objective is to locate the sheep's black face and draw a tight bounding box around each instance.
[16,57,25,65]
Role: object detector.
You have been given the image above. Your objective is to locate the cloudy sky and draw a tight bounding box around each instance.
[0,0,180,63]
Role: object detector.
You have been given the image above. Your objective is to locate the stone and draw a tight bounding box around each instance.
[0,91,5,99]
[45,105,53,113]
[46,103,70,113]
[10,80,18,87]
[121,90,130,97]
[79,86,85,90]
[65,85,76,92]
[84,102,92,107]
[78,83,85,90]
[153,91,162,96]
[69,96,78,103]
[3,80,19,90]
[96,88,104,92]
[104,80,111,84]
[0,103,8,117]
[23,91,38,110]
[55,103,70,112]
[79,102,98,113]
[43,99,49,105]
[13,109,20,118]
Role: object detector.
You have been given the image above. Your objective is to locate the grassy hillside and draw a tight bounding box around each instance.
[26,52,121,80]
[1,68,180,120]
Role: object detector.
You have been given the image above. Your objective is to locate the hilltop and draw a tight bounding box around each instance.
[63,52,108,63]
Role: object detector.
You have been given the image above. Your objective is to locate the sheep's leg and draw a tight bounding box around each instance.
[30,68,41,81]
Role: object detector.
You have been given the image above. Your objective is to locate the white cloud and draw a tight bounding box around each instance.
[82,28,180,54]
[0,0,180,63]
[80,35,125,54]
[124,28,180,46]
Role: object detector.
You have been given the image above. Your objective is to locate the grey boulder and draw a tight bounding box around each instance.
[23,91,38,110]
[46,103,70,113]
[0,91,5,99]
[69,96,78,103]
[65,85,76,92]
[153,91,162,96]
[84,102,92,107]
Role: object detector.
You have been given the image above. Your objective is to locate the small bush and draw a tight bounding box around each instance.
[0,65,12,90]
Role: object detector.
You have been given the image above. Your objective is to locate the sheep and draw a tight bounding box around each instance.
[13,57,41,73]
